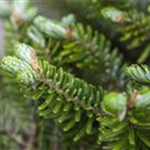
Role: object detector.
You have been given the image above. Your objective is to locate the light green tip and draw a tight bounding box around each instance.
[17,71,36,84]
[15,43,36,65]
[101,7,126,23]
[1,44,39,85]
[34,16,67,39]
[1,56,31,73]
[102,92,127,120]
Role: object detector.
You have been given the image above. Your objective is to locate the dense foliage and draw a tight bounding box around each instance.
[1,0,150,150]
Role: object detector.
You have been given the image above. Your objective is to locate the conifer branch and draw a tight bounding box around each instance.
[2,43,150,149]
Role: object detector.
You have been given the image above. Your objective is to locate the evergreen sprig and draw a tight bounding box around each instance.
[125,64,150,84]
[1,43,104,143]
[32,16,125,89]
[2,1,150,150]
[102,6,150,63]
[2,43,150,149]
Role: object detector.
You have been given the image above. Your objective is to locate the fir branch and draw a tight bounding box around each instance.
[33,16,125,89]
[2,43,150,150]
[102,7,150,63]
[125,64,150,84]
[1,43,104,143]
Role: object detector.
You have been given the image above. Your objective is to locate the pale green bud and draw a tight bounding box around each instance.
[101,7,127,23]
[1,56,33,73]
[34,16,67,39]
[1,56,38,84]
[15,43,39,72]
[17,71,36,84]
[61,14,76,27]
[102,92,127,120]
